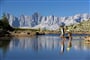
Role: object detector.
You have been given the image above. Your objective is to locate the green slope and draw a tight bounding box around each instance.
[69,19,90,32]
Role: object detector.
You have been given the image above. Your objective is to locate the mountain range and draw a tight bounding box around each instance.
[5,13,90,30]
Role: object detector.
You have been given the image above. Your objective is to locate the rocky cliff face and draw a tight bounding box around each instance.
[5,12,90,30]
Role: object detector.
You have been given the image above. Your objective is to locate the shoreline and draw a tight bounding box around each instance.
[0,31,90,38]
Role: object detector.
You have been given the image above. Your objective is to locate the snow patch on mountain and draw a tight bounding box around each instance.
[5,13,90,30]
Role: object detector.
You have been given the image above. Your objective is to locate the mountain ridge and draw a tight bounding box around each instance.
[5,13,90,30]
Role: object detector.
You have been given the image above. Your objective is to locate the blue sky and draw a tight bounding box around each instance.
[0,0,90,18]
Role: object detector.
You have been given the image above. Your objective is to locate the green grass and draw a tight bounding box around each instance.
[68,19,90,32]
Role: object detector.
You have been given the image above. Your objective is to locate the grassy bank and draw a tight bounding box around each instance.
[66,19,90,34]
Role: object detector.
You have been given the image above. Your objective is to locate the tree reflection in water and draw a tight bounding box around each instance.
[66,40,72,52]
[0,37,11,60]
[60,40,65,54]
[60,39,72,54]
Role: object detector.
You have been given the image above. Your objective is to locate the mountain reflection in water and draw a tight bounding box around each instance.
[0,35,90,60]
[0,35,90,51]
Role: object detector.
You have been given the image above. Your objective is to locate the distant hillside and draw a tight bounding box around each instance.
[69,19,90,33]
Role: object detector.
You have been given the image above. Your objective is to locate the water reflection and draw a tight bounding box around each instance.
[7,35,90,51]
[0,38,11,60]
[60,39,72,54]
[0,35,90,60]
[67,40,72,51]
[9,36,60,51]
[60,40,65,53]
[0,35,90,54]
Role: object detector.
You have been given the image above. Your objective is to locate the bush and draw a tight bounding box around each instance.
[0,14,14,31]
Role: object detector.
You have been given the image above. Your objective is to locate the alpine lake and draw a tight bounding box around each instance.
[0,34,90,60]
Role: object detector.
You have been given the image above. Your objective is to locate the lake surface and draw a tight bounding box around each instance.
[0,34,90,60]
